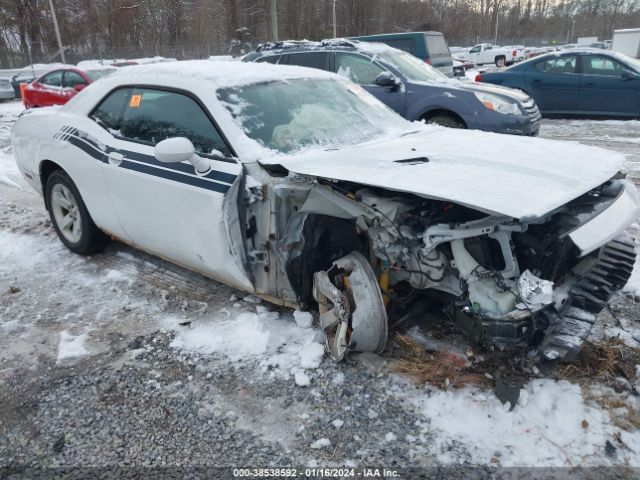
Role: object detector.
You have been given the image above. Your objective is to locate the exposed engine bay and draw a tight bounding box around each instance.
[237,164,637,364]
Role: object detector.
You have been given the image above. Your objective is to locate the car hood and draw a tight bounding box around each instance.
[455,81,530,102]
[259,127,625,219]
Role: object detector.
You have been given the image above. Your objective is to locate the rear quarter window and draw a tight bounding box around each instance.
[256,55,281,64]
[281,52,329,70]
[425,35,450,58]
[381,38,417,55]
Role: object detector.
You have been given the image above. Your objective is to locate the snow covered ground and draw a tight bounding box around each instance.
[1,100,640,471]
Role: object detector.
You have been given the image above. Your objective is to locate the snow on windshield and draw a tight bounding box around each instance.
[353,41,450,83]
[217,78,410,154]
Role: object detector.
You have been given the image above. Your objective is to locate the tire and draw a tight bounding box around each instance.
[45,170,109,254]
[495,56,506,67]
[426,114,466,129]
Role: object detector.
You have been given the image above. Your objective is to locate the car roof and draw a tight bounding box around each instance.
[353,31,443,38]
[108,59,336,89]
[251,38,399,58]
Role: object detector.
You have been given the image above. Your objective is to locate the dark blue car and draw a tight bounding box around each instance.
[243,39,541,136]
[476,49,640,118]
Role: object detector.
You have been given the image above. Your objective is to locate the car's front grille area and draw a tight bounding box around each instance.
[522,98,542,123]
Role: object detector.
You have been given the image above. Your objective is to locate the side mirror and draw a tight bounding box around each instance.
[621,69,638,80]
[73,83,86,92]
[154,137,211,175]
[375,71,400,89]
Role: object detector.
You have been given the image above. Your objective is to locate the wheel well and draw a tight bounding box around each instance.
[39,160,63,196]
[285,214,370,308]
[419,109,467,128]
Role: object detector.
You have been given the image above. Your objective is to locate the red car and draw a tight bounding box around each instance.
[23,67,116,108]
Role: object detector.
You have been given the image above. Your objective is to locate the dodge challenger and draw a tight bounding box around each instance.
[10,60,640,363]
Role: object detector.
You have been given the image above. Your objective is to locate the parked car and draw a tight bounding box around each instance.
[11,61,639,362]
[244,39,541,135]
[449,46,469,57]
[476,49,640,118]
[23,66,116,108]
[0,75,14,100]
[462,43,523,67]
[352,31,454,77]
[9,63,70,98]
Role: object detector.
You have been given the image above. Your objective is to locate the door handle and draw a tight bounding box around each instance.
[108,152,124,166]
[585,81,596,86]
[533,79,542,82]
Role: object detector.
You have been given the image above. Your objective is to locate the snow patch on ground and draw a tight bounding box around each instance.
[409,379,640,466]
[57,330,90,363]
[166,306,325,383]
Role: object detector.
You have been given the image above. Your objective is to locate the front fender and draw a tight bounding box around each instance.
[405,88,478,121]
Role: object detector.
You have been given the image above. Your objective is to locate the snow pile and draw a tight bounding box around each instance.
[310,438,330,449]
[57,331,90,363]
[623,223,640,297]
[411,379,640,466]
[167,303,325,385]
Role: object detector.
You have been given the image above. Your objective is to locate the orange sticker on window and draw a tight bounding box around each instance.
[129,94,142,108]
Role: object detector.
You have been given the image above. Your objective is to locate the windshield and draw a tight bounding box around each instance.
[217,78,410,154]
[374,49,449,83]
[86,68,116,81]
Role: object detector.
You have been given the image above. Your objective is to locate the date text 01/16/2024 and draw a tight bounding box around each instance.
[232,468,400,478]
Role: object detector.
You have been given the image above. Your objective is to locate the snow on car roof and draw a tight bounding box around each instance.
[110,59,336,88]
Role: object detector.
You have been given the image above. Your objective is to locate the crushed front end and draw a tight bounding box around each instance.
[359,178,640,362]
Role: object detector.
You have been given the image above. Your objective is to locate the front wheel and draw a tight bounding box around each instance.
[425,114,466,129]
[45,170,110,254]
[313,251,388,361]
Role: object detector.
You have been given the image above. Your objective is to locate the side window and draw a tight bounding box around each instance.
[583,55,626,76]
[256,55,281,64]
[63,71,87,88]
[284,52,328,70]
[383,38,417,55]
[534,55,577,74]
[485,45,493,51]
[469,46,481,54]
[118,88,231,156]
[334,53,385,85]
[41,71,63,87]
[91,88,131,132]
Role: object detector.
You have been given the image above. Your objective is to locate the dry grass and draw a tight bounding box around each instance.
[563,339,640,433]
[390,335,485,389]
[559,338,640,382]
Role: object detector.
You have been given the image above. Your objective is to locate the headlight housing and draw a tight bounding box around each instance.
[474,92,522,115]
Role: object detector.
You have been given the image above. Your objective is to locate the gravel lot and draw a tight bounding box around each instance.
[1,101,639,477]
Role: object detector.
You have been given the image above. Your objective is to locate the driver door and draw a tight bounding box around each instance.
[579,54,640,116]
[89,86,251,289]
[332,52,406,115]
[61,70,88,102]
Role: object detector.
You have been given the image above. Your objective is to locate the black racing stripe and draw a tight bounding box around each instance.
[67,136,107,163]
[119,149,237,185]
[120,160,230,194]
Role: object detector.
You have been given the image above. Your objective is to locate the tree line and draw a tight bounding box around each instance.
[1,0,640,67]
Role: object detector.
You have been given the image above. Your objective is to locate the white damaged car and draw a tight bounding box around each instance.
[11,61,640,363]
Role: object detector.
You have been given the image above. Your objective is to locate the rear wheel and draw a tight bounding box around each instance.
[313,251,388,361]
[45,170,109,254]
[495,56,506,67]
